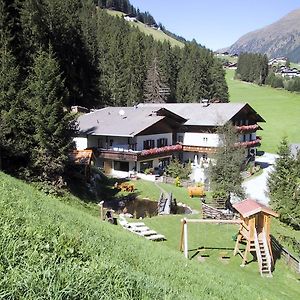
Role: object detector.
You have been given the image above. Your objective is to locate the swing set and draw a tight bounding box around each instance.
[179,199,279,277]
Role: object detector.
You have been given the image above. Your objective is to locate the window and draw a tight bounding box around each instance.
[143,140,155,150]
[177,135,184,143]
[140,160,153,172]
[159,157,170,168]
[157,138,168,148]
[114,161,129,172]
[98,138,103,148]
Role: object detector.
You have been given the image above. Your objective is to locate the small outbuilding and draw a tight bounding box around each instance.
[233,199,279,277]
[69,149,96,181]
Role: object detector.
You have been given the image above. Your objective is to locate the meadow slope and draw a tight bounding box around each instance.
[226,69,300,153]
[105,9,184,48]
[1,172,300,299]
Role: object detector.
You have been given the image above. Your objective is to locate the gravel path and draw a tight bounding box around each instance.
[242,153,278,206]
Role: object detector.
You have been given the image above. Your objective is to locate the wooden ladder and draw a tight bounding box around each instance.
[254,228,272,277]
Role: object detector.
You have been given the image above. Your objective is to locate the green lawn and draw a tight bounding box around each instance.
[105,9,184,48]
[142,215,300,299]
[226,69,300,153]
[126,179,205,211]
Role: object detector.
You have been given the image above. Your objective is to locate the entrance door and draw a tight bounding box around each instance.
[104,160,112,174]
[255,214,264,239]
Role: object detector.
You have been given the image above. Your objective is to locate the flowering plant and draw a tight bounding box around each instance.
[141,144,182,156]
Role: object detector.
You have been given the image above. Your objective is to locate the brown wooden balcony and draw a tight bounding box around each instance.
[236,124,261,132]
[236,137,261,148]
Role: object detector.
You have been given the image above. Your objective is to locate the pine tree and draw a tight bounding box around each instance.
[267,137,300,227]
[210,122,245,199]
[143,51,170,103]
[0,6,33,171]
[210,59,229,102]
[0,37,19,169]
[26,47,74,184]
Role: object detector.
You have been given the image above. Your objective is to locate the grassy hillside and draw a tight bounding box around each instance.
[226,69,300,153]
[1,172,300,299]
[105,9,184,48]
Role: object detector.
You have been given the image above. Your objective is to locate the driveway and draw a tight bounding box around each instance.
[242,153,278,206]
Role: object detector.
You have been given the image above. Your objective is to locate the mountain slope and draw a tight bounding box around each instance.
[106,9,184,48]
[227,9,300,62]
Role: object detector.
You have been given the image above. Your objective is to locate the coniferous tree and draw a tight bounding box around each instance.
[210,59,229,102]
[143,53,170,103]
[0,39,19,169]
[210,122,245,199]
[267,137,300,228]
[0,4,34,172]
[26,47,74,184]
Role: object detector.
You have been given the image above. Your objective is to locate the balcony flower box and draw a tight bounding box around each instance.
[141,144,183,157]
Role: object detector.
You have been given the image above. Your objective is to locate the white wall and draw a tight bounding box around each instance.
[183,132,220,147]
[73,137,87,150]
[136,133,172,151]
[87,135,134,150]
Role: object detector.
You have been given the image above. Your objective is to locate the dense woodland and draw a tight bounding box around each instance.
[235,52,300,92]
[235,53,269,85]
[0,0,228,185]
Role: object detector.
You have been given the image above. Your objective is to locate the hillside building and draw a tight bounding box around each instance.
[74,102,264,181]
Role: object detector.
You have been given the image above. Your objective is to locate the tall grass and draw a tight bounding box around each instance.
[0,172,299,299]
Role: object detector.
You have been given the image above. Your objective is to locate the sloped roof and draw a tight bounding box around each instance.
[77,107,166,137]
[69,150,95,165]
[233,199,279,218]
[138,103,265,126]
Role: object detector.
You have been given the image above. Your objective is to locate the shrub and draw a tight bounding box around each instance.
[166,159,191,179]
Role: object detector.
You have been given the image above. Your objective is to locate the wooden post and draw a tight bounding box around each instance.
[183,218,188,259]
[241,241,250,266]
[234,232,242,256]
[179,219,184,252]
[98,201,104,221]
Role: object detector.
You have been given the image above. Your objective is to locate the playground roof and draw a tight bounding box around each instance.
[233,199,279,218]
[69,149,95,165]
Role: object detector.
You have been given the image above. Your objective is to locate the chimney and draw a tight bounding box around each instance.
[201,99,209,107]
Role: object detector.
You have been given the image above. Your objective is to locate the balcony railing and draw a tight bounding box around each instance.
[140,144,183,156]
[236,124,260,132]
[98,144,138,153]
[236,137,261,148]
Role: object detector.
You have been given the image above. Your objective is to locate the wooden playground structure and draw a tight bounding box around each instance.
[179,199,279,277]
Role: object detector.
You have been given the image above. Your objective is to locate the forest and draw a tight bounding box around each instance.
[0,0,228,186]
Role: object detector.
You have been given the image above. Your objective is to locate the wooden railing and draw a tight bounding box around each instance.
[271,235,300,274]
[262,228,272,273]
[254,229,263,276]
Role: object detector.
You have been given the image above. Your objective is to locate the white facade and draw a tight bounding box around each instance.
[73,137,87,150]
[182,132,220,147]
[88,135,134,151]
[136,133,172,150]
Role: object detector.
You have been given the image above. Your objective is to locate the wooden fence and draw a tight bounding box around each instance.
[271,235,300,274]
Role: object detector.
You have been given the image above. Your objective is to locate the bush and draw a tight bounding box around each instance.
[143,168,153,175]
[166,159,191,179]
